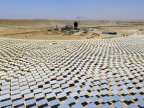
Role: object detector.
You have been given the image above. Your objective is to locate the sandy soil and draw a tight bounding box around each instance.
[0,19,144,40]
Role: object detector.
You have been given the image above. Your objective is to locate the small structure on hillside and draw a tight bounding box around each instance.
[102,32,117,35]
[61,25,73,31]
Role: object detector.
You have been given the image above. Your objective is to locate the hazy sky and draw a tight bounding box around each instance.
[0,0,144,20]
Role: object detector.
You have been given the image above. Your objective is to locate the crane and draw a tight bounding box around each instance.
[77,17,84,23]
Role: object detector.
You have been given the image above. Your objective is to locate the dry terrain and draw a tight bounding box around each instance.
[0,20,144,40]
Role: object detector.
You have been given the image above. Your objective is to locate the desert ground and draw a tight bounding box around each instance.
[0,20,144,40]
[0,20,144,108]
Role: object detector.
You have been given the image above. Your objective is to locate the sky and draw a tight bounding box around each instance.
[0,0,144,20]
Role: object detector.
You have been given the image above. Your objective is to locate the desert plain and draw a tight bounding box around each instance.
[0,20,144,40]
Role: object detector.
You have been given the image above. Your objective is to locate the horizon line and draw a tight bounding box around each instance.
[0,18,144,22]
